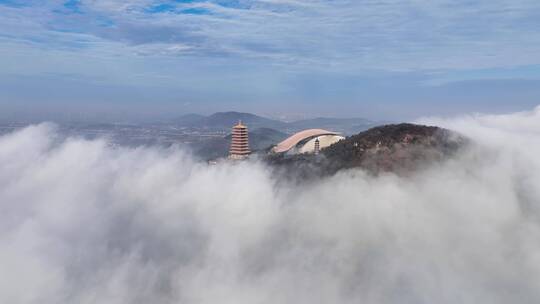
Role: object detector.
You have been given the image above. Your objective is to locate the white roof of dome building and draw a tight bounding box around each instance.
[273,129,344,154]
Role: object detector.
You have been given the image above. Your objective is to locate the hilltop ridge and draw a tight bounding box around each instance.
[266,123,467,178]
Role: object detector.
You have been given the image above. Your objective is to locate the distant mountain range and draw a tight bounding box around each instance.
[172,112,287,130]
[172,111,377,135]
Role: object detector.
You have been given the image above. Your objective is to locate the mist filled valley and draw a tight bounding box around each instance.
[1,107,540,303]
[3,0,540,302]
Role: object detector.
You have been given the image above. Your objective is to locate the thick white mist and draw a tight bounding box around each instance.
[1,107,540,304]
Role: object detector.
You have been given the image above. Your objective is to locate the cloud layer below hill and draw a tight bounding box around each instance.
[1,106,540,303]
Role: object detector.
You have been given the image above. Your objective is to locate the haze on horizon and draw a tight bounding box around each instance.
[1,0,540,122]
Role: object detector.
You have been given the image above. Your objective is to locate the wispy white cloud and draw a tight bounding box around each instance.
[2,0,540,70]
[1,0,539,117]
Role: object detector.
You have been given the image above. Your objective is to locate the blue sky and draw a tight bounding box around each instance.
[1,0,539,121]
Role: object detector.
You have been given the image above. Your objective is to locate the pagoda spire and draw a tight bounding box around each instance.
[229,121,251,160]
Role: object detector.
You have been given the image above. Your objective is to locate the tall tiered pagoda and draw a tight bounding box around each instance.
[229,120,251,160]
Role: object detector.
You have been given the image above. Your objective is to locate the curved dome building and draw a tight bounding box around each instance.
[273,129,344,154]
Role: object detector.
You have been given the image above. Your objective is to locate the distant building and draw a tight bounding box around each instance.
[314,138,320,155]
[229,120,251,160]
[272,129,344,155]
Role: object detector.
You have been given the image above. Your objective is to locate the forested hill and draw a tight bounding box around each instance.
[266,123,467,178]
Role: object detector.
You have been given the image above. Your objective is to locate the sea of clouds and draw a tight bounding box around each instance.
[1,106,540,304]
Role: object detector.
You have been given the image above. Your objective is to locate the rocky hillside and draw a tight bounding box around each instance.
[266,123,467,178]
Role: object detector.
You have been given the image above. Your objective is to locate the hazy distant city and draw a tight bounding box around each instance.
[0,111,378,160]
